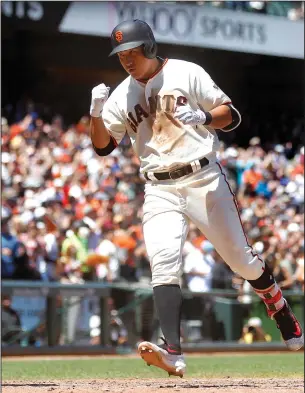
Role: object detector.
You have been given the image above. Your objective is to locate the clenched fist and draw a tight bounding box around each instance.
[90,83,110,117]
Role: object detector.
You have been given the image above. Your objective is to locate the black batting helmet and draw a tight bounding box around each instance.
[109,19,157,59]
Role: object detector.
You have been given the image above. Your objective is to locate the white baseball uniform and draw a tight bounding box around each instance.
[102,58,265,287]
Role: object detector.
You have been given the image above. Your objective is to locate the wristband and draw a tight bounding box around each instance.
[90,106,102,118]
[204,112,212,125]
[92,137,117,156]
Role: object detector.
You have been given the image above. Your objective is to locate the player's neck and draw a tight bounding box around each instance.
[137,57,164,83]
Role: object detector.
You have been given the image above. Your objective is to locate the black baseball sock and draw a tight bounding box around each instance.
[153,284,182,354]
[247,263,285,317]
[247,263,274,290]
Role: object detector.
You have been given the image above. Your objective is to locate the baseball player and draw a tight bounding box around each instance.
[90,20,303,377]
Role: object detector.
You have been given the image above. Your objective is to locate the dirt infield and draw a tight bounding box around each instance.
[3,350,294,361]
[2,378,304,393]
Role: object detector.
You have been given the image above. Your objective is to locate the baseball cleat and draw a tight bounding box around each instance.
[274,300,304,351]
[168,372,183,378]
[138,341,186,377]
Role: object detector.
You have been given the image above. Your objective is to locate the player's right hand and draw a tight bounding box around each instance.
[90,83,110,117]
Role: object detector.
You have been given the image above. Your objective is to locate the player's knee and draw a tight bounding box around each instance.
[232,252,265,281]
[151,274,180,287]
[150,248,182,287]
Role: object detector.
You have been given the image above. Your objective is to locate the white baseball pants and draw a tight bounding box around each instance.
[142,161,265,287]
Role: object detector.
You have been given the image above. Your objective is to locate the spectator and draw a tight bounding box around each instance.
[183,240,215,293]
[113,229,139,282]
[268,258,294,290]
[1,207,20,279]
[58,245,84,283]
[287,2,304,20]
[42,215,60,280]
[13,243,42,281]
[1,295,22,345]
[211,257,235,290]
[61,221,89,276]
[239,317,272,344]
[58,249,84,345]
[109,309,129,347]
[247,2,267,13]
[89,302,128,347]
[96,228,120,282]
[255,172,273,200]
[183,240,216,340]
[1,207,41,280]
[119,248,139,282]
[241,163,263,196]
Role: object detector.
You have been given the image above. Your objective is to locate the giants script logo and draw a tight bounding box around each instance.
[126,94,187,133]
[115,31,123,42]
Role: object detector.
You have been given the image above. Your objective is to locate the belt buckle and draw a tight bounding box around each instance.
[169,167,183,180]
[168,171,175,180]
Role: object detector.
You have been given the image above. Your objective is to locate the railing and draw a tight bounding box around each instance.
[2,280,111,347]
[2,280,304,354]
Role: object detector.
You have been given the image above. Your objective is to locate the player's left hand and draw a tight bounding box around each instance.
[174,105,206,126]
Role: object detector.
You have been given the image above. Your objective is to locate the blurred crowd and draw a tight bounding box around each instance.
[1,107,150,285]
[192,1,304,20]
[1,104,304,298]
[148,1,305,20]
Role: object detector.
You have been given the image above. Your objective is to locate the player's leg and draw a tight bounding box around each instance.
[187,163,303,350]
[139,188,189,376]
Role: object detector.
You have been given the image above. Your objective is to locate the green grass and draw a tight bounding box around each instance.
[2,353,304,380]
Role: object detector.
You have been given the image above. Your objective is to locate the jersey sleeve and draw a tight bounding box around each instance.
[192,65,231,112]
[101,98,126,145]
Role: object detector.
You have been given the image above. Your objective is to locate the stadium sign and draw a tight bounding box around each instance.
[1,1,44,21]
[1,1,70,31]
[114,2,267,45]
[58,1,304,59]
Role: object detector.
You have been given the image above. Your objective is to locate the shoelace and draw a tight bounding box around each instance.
[159,337,168,351]
[159,337,182,354]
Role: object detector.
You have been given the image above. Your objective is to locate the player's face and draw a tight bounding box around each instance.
[118,46,151,80]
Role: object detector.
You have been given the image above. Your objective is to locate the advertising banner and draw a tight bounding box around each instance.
[58,1,304,59]
[2,2,303,58]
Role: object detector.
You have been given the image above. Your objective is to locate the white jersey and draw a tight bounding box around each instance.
[102,58,231,173]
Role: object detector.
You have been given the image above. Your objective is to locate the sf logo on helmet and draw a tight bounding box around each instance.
[115,31,123,42]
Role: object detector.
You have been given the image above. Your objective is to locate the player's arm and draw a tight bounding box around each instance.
[89,84,124,156]
[206,104,238,131]
[176,64,241,132]
[90,117,117,156]
[90,111,110,148]
[175,101,240,132]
